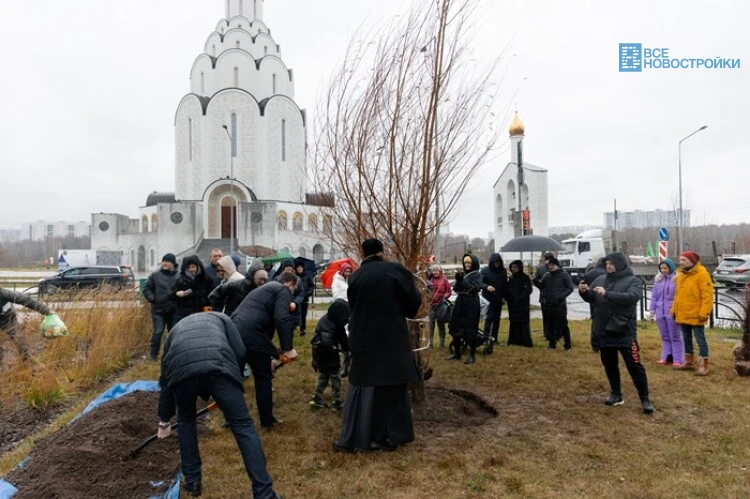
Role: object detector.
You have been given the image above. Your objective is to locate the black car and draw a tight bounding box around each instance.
[39,266,135,294]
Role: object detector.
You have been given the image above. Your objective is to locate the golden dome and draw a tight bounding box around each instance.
[508,112,525,136]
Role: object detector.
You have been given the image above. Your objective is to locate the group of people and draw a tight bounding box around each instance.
[426,253,538,365]
[155,238,423,495]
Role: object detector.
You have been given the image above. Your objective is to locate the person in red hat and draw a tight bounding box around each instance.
[671,251,714,375]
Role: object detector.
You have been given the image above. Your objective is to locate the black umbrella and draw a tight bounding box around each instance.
[294,256,317,277]
[500,235,564,253]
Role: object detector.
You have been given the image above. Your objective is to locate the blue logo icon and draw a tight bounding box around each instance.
[659,227,669,241]
[619,43,642,72]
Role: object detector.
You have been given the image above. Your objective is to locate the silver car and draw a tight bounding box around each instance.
[713,255,750,288]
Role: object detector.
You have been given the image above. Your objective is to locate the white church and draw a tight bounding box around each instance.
[493,113,549,252]
[91,0,335,272]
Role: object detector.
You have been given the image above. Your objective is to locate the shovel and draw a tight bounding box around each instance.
[123,401,218,461]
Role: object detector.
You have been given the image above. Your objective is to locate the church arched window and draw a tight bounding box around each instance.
[200,72,205,94]
[277,211,288,230]
[141,215,149,233]
[323,214,333,234]
[234,67,239,87]
[281,119,286,161]
[151,214,159,232]
[272,74,277,94]
[299,247,307,258]
[292,212,303,231]
[308,214,318,231]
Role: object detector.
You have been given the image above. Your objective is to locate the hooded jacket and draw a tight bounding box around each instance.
[143,266,178,315]
[584,258,607,286]
[207,260,266,316]
[230,280,295,357]
[649,259,677,319]
[332,264,351,301]
[671,261,714,326]
[217,255,244,284]
[157,312,246,421]
[506,260,533,321]
[311,299,351,373]
[481,253,509,304]
[453,254,483,296]
[580,252,643,349]
[172,255,211,319]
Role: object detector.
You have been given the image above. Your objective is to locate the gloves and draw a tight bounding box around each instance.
[157,422,171,439]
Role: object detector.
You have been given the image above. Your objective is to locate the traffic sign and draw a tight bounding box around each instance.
[658,227,669,241]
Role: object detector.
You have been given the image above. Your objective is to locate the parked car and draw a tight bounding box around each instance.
[39,266,135,294]
[713,255,750,289]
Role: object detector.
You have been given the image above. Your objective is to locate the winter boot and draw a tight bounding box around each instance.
[331,400,343,411]
[674,353,695,370]
[695,357,709,376]
[309,394,328,409]
[640,396,655,414]
[464,350,476,365]
[446,341,462,360]
[604,393,624,406]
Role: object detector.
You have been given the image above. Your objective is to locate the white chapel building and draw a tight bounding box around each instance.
[91,0,335,271]
[493,113,549,252]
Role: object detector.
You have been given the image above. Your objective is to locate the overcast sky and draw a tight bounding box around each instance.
[1,0,747,238]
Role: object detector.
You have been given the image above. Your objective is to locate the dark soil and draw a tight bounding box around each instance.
[5,391,184,499]
[0,406,62,456]
[412,387,497,427]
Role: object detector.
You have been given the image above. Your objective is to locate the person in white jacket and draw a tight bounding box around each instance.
[332,263,353,301]
[217,256,245,284]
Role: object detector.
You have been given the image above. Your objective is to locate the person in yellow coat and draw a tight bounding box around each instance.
[671,251,714,376]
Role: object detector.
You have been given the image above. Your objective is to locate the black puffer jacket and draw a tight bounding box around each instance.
[208,278,255,316]
[481,253,508,303]
[143,268,178,315]
[580,252,643,349]
[172,255,211,320]
[538,268,574,307]
[230,281,294,357]
[584,258,607,286]
[311,299,350,373]
[157,312,246,421]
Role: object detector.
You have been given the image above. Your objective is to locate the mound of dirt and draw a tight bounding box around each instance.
[413,387,497,427]
[6,391,183,499]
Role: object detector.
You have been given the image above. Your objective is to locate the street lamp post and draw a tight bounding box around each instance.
[677,125,708,253]
[222,125,236,256]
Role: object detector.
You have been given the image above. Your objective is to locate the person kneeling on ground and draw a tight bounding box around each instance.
[310,299,351,411]
[157,312,282,498]
[579,252,654,414]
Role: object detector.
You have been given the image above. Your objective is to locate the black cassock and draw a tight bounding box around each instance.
[506,270,533,347]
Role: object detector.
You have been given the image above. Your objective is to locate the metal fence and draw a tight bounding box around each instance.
[639,285,746,327]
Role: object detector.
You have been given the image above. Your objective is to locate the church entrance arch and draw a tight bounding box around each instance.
[206,183,249,239]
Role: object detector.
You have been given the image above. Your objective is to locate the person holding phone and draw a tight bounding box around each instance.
[173,255,212,323]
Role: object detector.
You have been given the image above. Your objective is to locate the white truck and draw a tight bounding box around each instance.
[557,229,611,284]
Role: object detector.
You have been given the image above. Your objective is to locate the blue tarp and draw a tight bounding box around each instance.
[0,381,181,499]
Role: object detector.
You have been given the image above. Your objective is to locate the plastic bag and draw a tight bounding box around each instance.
[40,314,69,339]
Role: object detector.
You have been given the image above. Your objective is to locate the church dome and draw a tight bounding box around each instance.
[509,112,525,136]
[146,191,176,207]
